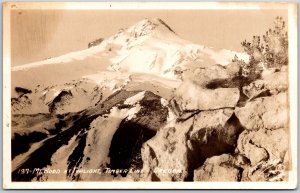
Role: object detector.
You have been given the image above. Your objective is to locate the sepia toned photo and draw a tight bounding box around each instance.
[2,2,298,189]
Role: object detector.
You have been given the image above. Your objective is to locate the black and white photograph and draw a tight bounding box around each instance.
[2,2,298,189]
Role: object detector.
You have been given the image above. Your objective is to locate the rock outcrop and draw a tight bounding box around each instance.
[235,92,288,131]
[174,80,240,111]
[193,154,244,181]
[141,118,193,181]
[237,128,289,181]
[242,70,288,99]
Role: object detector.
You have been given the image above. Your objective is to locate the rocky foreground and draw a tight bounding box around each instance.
[11,65,289,182]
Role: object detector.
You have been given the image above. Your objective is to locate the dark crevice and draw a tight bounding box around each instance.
[185,113,245,181]
[237,90,249,107]
[151,173,160,181]
[205,76,246,89]
[67,130,88,180]
[249,89,272,101]
[108,120,157,177]
[185,131,236,181]
[47,119,67,135]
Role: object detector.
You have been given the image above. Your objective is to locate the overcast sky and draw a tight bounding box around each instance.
[11,9,288,66]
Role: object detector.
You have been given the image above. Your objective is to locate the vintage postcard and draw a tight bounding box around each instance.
[2,2,298,189]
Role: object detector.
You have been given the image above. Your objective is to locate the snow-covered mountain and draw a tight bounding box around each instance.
[12,18,249,84]
[11,18,289,182]
[11,18,249,115]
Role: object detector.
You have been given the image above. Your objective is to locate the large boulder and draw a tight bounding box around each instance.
[174,80,240,111]
[184,63,230,86]
[237,128,288,165]
[184,61,242,86]
[141,118,194,181]
[187,109,244,175]
[235,92,288,131]
[193,154,243,181]
[189,108,237,145]
[237,128,289,181]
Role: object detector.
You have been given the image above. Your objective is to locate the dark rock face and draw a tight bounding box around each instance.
[48,90,73,113]
[11,89,169,181]
[11,131,48,160]
[186,110,244,180]
[88,38,104,48]
[15,87,32,95]
[108,91,168,177]
[108,120,156,177]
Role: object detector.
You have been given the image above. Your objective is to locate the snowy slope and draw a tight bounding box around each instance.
[12,18,249,82]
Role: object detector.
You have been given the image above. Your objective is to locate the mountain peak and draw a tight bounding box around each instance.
[125,18,176,38]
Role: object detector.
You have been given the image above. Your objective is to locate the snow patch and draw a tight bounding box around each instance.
[12,43,108,71]
[160,98,168,107]
[126,104,142,120]
[124,91,146,105]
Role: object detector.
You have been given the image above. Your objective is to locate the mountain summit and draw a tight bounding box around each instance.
[121,18,177,38]
[12,18,249,87]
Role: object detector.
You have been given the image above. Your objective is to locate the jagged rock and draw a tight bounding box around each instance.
[242,160,287,181]
[237,128,289,181]
[141,118,194,181]
[189,109,240,146]
[243,70,288,99]
[174,80,240,111]
[235,92,288,131]
[237,128,288,164]
[193,154,242,181]
[15,87,32,95]
[48,90,73,113]
[11,95,32,114]
[88,38,104,48]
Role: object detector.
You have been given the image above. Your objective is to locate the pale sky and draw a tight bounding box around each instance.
[11,9,288,66]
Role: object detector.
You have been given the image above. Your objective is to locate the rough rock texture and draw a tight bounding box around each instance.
[238,129,288,162]
[141,118,194,181]
[174,80,240,111]
[185,63,230,86]
[187,109,244,179]
[243,70,288,99]
[241,160,287,181]
[193,154,243,181]
[235,92,288,131]
[189,108,238,145]
[140,108,245,182]
[236,128,289,181]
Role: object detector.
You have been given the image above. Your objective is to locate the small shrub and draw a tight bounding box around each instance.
[233,16,288,82]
